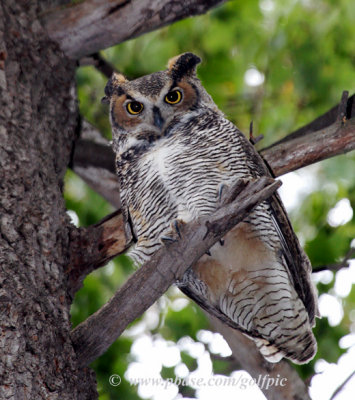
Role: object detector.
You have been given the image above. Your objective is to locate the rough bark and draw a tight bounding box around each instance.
[42,0,226,59]
[0,1,96,399]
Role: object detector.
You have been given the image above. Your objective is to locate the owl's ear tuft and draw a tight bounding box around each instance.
[168,53,201,81]
[112,72,128,85]
[103,72,128,103]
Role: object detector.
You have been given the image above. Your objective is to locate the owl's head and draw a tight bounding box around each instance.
[103,53,218,155]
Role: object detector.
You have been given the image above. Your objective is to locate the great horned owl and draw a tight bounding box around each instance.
[104,53,318,364]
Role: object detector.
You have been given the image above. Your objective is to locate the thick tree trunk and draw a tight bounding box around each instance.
[0,1,97,399]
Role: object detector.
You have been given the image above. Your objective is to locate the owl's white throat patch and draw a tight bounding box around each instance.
[145,142,172,176]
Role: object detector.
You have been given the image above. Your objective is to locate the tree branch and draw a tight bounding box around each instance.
[42,0,226,59]
[71,177,281,367]
[67,211,127,298]
[260,92,355,176]
[313,246,355,273]
[71,119,121,208]
[79,53,117,78]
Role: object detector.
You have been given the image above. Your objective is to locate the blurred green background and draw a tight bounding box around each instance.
[68,0,355,398]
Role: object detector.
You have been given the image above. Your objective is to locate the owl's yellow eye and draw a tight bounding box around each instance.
[165,90,182,105]
[127,101,144,115]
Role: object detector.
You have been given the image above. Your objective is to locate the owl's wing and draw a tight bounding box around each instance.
[267,192,319,325]
[238,134,318,324]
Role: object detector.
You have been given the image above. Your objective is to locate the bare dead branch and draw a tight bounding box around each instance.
[42,0,226,59]
[267,93,355,145]
[73,165,121,208]
[337,91,349,124]
[71,177,281,367]
[211,318,312,400]
[261,114,355,176]
[260,91,355,176]
[249,120,264,145]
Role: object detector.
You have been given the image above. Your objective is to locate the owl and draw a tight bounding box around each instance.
[103,53,319,364]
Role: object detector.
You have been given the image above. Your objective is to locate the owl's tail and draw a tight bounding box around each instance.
[218,266,317,364]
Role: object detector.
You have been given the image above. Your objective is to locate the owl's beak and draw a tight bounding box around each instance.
[153,106,164,130]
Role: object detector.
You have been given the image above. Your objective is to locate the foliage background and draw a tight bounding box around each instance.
[67,0,355,398]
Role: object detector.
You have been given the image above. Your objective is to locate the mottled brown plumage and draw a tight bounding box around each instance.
[104,53,319,364]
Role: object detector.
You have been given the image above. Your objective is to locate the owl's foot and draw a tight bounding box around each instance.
[161,235,178,245]
[160,219,184,245]
[172,219,182,239]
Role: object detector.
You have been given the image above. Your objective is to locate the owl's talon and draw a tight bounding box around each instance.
[219,239,224,246]
[172,219,182,239]
[161,236,178,245]
[161,219,184,245]
[205,250,212,256]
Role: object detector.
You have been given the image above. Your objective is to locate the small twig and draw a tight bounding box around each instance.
[329,370,355,400]
[249,120,264,145]
[71,177,281,367]
[337,90,349,124]
[313,246,355,273]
